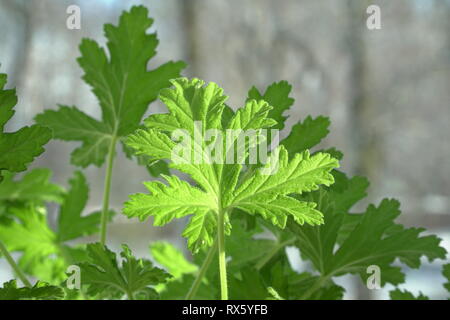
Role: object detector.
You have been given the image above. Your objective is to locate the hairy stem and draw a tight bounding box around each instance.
[185,242,217,300]
[100,135,117,245]
[0,240,32,288]
[217,207,228,300]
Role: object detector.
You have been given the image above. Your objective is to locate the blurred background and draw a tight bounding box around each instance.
[0,0,449,299]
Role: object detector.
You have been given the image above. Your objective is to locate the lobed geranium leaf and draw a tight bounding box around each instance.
[57,171,103,242]
[78,243,170,299]
[0,73,51,180]
[389,289,429,300]
[124,78,339,253]
[0,280,64,300]
[0,171,106,283]
[35,6,185,168]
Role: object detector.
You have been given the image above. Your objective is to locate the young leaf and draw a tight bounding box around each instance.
[0,206,57,271]
[229,266,272,299]
[78,243,170,299]
[124,78,339,253]
[231,147,337,227]
[288,179,447,295]
[0,171,106,282]
[0,73,51,180]
[331,200,445,279]
[57,171,102,242]
[35,6,186,167]
[0,280,64,300]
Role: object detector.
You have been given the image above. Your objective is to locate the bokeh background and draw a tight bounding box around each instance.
[0,0,449,299]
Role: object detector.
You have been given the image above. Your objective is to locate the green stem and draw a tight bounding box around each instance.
[126,289,135,300]
[0,240,32,288]
[100,134,118,245]
[217,207,228,300]
[185,242,217,300]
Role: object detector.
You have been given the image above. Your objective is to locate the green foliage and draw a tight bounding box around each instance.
[281,116,330,156]
[0,280,64,300]
[124,78,339,253]
[0,73,51,181]
[35,6,185,168]
[389,289,429,300]
[78,243,170,300]
[0,169,64,205]
[443,264,450,294]
[289,194,446,289]
[57,171,102,242]
[0,5,447,302]
[247,80,294,130]
[0,171,109,283]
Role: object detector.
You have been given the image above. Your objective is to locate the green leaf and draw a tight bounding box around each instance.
[0,169,64,205]
[443,264,450,293]
[247,80,294,130]
[125,78,339,252]
[35,6,185,167]
[234,148,337,202]
[146,159,170,177]
[149,242,198,279]
[320,147,344,161]
[226,221,278,270]
[124,175,216,225]
[0,206,58,271]
[0,280,64,300]
[78,243,170,299]
[232,147,337,228]
[389,289,429,300]
[290,185,447,290]
[0,171,104,283]
[281,116,330,156]
[0,73,51,179]
[57,171,103,242]
[35,106,111,167]
[229,267,272,299]
[329,171,369,214]
[284,272,345,300]
[233,194,324,228]
[332,200,446,277]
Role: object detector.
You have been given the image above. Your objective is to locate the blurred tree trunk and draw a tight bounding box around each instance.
[346,0,379,181]
[345,0,375,300]
[180,0,201,76]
